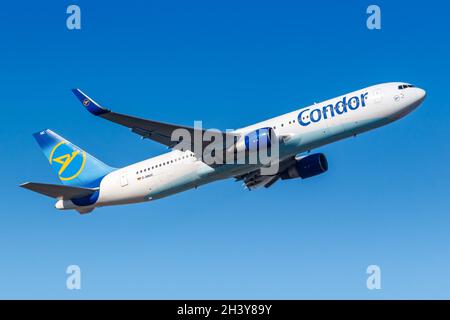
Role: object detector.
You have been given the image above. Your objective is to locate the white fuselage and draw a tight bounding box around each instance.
[59,82,426,211]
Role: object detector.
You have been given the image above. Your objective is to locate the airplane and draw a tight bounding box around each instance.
[20,82,426,214]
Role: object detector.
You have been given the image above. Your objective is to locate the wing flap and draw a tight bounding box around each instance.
[235,156,297,190]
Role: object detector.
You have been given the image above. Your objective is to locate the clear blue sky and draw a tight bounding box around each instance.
[1,0,449,299]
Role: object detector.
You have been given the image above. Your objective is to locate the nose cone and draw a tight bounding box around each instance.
[390,83,426,121]
[405,87,427,114]
[416,88,427,102]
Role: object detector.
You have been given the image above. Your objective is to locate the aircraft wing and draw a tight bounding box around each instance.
[20,182,98,199]
[72,89,239,151]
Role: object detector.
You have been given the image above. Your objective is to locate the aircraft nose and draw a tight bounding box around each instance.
[403,87,426,114]
[416,88,426,102]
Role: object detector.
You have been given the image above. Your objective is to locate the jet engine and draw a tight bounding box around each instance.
[280,153,328,180]
[234,127,274,154]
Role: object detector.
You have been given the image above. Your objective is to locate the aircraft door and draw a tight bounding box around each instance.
[374,88,383,103]
[120,172,128,187]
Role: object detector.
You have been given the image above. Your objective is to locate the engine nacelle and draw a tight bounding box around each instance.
[281,153,328,180]
[234,127,273,154]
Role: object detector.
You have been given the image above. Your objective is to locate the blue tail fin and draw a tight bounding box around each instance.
[33,129,115,188]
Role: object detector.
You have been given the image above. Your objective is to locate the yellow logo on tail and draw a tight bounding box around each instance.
[49,142,86,181]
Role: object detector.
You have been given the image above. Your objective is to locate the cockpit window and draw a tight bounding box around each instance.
[398,84,416,89]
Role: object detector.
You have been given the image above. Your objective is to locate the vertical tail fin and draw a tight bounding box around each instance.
[33,129,115,188]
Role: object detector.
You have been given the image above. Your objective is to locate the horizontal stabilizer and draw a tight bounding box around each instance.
[20,182,98,200]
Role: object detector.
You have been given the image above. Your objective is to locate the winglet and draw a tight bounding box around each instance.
[71,88,111,116]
